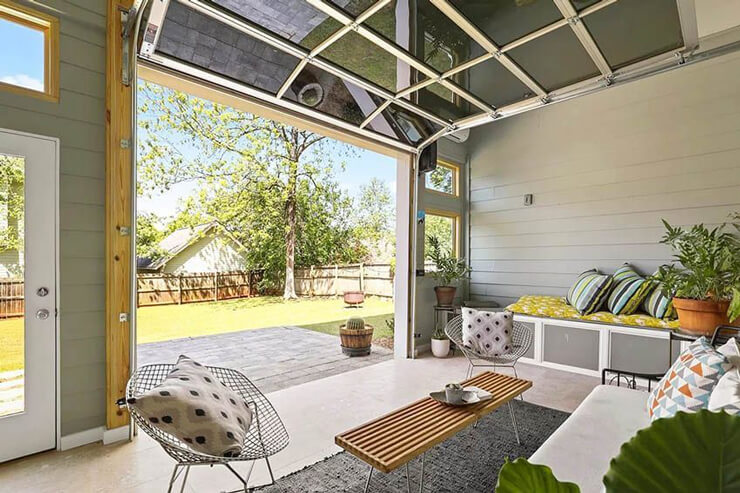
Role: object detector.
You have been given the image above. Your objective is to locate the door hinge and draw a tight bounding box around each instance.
[118,225,131,236]
[119,312,130,323]
[120,138,131,149]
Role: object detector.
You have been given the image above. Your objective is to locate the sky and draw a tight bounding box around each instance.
[0,19,44,91]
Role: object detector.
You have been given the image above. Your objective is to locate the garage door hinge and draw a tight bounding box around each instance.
[119,312,130,323]
[120,138,131,149]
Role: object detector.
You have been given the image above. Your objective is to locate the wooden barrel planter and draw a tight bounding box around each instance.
[343,291,365,307]
[339,324,374,357]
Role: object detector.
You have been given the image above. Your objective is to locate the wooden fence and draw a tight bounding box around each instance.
[0,279,24,319]
[137,270,264,307]
[295,263,394,298]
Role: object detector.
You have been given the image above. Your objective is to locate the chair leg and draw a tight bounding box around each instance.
[223,462,255,493]
[508,401,521,445]
[512,365,524,401]
[179,466,191,493]
[364,465,374,493]
[264,456,276,486]
[167,465,180,493]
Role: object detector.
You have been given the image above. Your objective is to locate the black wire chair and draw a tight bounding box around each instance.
[125,364,289,493]
[445,315,534,382]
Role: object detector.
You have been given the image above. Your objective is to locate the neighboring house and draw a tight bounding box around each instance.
[138,222,248,274]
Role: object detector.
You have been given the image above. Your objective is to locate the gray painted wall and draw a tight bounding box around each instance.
[467,51,740,308]
[0,0,106,435]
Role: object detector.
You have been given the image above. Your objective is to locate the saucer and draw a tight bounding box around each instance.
[430,386,492,406]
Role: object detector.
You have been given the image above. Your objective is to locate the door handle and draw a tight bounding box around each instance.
[36,309,50,320]
[37,287,49,297]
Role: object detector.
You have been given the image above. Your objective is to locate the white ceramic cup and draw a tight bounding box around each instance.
[445,383,464,403]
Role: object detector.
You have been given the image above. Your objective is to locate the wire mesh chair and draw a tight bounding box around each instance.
[445,315,534,384]
[125,364,289,493]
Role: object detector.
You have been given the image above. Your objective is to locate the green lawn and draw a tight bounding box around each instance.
[0,317,23,373]
[137,296,394,344]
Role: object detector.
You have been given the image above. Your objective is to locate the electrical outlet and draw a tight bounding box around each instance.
[524,193,534,206]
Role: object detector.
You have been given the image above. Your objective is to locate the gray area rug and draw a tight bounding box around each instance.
[259,400,569,492]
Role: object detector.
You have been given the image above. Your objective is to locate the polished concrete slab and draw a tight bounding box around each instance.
[0,355,599,493]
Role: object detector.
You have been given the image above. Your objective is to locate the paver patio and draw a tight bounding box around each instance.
[137,326,393,394]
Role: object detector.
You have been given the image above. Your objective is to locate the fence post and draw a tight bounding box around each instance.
[334,264,338,297]
[309,265,314,297]
[177,274,183,305]
[214,272,219,301]
[359,262,364,292]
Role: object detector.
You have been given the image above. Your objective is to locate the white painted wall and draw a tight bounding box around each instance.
[467,50,740,308]
[163,234,248,273]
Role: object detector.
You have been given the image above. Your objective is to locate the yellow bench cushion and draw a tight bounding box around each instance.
[507,295,679,330]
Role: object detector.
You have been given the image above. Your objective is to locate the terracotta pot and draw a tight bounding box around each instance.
[339,324,374,356]
[431,338,450,358]
[343,291,365,307]
[672,297,735,336]
[434,286,457,306]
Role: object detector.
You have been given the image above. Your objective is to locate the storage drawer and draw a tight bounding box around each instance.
[610,332,677,375]
[543,324,600,371]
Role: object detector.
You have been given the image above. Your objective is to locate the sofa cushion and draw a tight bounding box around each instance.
[647,337,731,421]
[530,385,649,493]
[461,308,513,357]
[128,355,253,457]
[566,269,614,315]
[606,264,653,316]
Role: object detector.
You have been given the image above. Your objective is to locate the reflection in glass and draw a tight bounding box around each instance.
[583,0,683,70]
[383,104,443,145]
[0,154,25,418]
[157,2,302,95]
[425,213,455,261]
[508,25,599,92]
[415,85,476,121]
[426,163,455,195]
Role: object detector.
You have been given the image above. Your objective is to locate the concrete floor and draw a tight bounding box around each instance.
[137,326,393,394]
[0,355,600,493]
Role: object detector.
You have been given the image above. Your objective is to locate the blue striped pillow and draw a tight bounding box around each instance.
[567,269,613,315]
[643,281,676,319]
[607,264,653,315]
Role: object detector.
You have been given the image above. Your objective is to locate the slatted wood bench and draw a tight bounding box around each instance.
[335,371,532,492]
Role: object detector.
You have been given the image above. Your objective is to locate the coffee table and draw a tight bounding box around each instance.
[335,371,532,492]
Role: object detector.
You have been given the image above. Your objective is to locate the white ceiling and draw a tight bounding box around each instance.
[695,0,740,37]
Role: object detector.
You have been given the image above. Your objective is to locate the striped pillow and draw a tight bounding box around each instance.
[566,269,614,315]
[643,281,676,319]
[607,264,653,315]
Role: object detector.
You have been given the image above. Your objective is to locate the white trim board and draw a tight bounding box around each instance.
[59,425,130,451]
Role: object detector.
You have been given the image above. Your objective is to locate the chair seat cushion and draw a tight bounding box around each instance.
[461,308,513,357]
[128,355,253,457]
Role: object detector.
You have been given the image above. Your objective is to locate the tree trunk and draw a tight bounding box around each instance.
[283,156,299,299]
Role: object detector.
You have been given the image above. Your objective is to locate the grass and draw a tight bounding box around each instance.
[137,296,394,344]
[0,318,23,373]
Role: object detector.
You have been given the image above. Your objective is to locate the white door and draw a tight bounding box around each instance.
[0,129,57,462]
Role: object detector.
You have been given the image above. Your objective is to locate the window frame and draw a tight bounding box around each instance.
[424,159,460,198]
[0,0,59,102]
[424,208,460,259]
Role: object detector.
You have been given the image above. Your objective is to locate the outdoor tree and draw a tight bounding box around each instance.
[136,212,167,261]
[137,82,360,298]
[0,155,24,275]
[354,178,395,261]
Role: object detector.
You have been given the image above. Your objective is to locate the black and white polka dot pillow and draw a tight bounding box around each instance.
[128,355,253,457]
[461,309,514,358]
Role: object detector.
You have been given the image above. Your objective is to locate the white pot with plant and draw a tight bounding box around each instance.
[427,235,471,306]
[431,326,450,358]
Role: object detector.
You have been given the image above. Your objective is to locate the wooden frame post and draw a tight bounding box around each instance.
[106,0,134,430]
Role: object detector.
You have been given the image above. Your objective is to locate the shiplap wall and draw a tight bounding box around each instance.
[467,51,740,308]
[0,0,106,435]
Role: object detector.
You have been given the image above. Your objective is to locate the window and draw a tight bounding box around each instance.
[0,0,58,101]
[425,160,459,196]
[424,210,459,263]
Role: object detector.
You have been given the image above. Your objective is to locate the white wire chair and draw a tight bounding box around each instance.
[125,364,289,493]
[445,315,534,382]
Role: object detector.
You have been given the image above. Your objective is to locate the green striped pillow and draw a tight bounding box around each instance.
[607,264,653,315]
[643,281,676,319]
[566,269,614,315]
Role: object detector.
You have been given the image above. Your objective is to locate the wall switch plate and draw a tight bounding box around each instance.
[524,193,534,206]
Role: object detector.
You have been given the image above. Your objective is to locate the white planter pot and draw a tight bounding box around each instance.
[431,338,450,358]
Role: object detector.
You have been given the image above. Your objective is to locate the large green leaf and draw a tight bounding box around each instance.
[496,458,580,493]
[604,410,740,493]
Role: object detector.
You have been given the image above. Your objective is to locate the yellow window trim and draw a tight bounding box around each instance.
[425,208,461,257]
[0,0,59,102]
[424,159,460,198]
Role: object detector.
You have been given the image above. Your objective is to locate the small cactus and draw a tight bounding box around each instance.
[345,317,366,330]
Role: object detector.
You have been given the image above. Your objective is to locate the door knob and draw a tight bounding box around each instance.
[37,287,49,297]
[36,309,50,320]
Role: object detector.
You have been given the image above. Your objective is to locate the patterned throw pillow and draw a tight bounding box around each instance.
[461,308,513,357]
[642,276,676,319]
[647,338,732,421]
[606,264,653,315]
[566,269,613,315]
[709,338,740,415]
[128,355,253,457]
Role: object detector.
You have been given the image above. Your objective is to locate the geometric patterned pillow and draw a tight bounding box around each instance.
[127,355,253,457]
[606,264,653,315]
[461,308,513,357]
[566,269,614,315]
[647,338,732,421]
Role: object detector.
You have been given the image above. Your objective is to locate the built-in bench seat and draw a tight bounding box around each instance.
[504,296,680,377]
[507,295,679,330]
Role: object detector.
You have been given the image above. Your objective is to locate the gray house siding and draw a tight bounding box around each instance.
[467,51,740,308]
[0,0,106,435]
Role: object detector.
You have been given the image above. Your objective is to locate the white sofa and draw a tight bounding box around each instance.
[529,385,650,493]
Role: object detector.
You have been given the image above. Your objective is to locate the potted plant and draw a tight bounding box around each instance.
[653,216,740,336]
[431,325,450,358]
[426,235,471,306]
[339,317,374,356]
